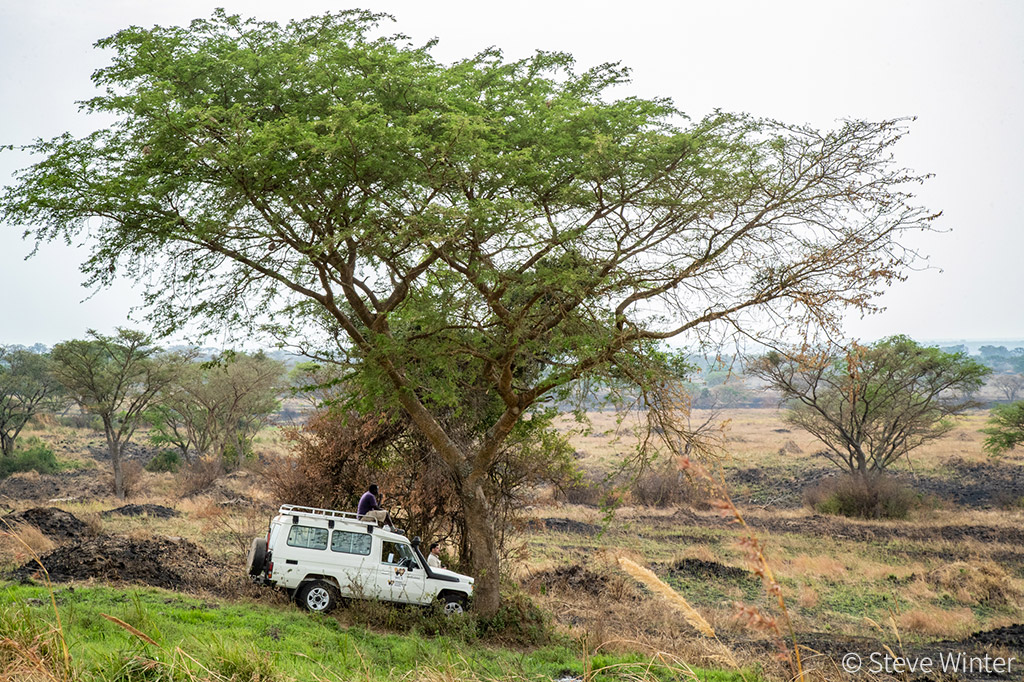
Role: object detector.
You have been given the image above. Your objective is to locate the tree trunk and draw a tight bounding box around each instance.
[460,479,500,617]
[104,417,124,499]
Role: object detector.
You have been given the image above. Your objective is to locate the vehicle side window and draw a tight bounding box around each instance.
[286,525,328,550]
[331,530,372,555]
[380,540,418,567]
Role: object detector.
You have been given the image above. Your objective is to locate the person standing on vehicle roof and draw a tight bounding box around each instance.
[357,484,394,529]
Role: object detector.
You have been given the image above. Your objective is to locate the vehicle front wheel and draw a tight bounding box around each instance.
[297,580,339,613]
[440,592,467,616]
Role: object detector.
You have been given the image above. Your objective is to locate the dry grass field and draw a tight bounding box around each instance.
[1,408,1022,680]
[530,408,1024,674]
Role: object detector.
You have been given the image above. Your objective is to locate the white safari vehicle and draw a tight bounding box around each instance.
[247,504,473,614]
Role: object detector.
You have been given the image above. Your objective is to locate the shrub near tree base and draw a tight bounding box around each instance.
[804,474,919,519]
[0,437,60,477]
[144,449,182,473]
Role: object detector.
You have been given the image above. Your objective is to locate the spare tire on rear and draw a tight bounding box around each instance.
[246,536,267,576]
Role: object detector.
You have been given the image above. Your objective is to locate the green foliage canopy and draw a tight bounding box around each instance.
[983,401,1024,455]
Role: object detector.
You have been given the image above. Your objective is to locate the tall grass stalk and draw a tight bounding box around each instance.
[616,556,717,639]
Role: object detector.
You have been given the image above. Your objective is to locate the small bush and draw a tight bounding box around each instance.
[121,461,147,499]
[0,439,60,477]
[178,456,224,497]
[476,586,553,646]
[258,453,308,506]
[557,468,620,507]
[804,474,918,519]
[145,450,183,473]
[630,461,711,509]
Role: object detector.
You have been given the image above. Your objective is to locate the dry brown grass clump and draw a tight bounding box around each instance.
[898,606,977,637]
[0,523,55,567]
[787,554,846,579]
[926,561,1023,607]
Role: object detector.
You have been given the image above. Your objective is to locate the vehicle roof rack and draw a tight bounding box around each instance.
[278,504,406,535]
[279,504,363,522]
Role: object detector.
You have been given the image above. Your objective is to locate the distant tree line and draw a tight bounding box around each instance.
[0,330,286,498]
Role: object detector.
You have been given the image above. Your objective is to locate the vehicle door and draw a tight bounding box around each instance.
[375,539,427,604]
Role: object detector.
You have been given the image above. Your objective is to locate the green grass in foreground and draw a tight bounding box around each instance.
[2,583,751,681]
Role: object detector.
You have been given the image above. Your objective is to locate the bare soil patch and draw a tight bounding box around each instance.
[661,557,752,582]
[903,457,1024,508]
[647,508,1024,548]
[0,470,108,503]
[958,623,1024,650]
[535,518,603,535]
[727,457,1024,511]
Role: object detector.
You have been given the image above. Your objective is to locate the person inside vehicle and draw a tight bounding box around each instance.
[356,484,394,529]
[427,542,443,569]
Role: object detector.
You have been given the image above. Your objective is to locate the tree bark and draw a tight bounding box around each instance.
[459,478,500,617]
[104,417,125,499]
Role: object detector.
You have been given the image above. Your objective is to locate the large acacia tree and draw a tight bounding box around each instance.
[2,11,936,614]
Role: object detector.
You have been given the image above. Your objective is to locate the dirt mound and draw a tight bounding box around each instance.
[12,534,228,592]
[664,557,752,582]
[525,564,611,597]
[538,518,602,535]
[2,507,91,542]
[103,504,180,519]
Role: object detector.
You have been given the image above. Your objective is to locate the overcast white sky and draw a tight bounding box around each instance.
[2,0,1022,349]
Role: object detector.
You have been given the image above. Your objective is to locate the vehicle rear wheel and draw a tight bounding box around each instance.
[297,580,339,613]
[440,592,467,616]
[246,537,267,576]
